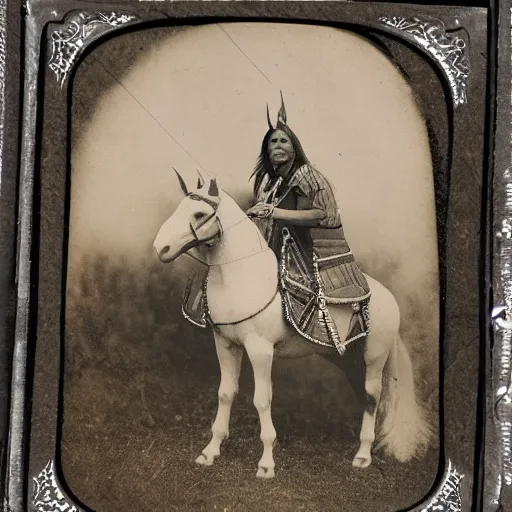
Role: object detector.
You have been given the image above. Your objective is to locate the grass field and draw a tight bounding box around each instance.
[61,255,439,512]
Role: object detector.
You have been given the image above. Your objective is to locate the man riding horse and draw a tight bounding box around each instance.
[158,99,431,473]
[183,94,371,354]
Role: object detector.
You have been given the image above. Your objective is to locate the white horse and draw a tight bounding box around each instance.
[153,170,432,478]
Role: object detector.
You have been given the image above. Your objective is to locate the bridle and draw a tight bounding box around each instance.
[186,193,223,248]
[184,192,279,327]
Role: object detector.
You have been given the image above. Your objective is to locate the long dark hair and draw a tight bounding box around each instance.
[250,125,310,196]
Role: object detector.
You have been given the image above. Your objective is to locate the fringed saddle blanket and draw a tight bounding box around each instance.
[181,231,371,355]
[278,228,370,355]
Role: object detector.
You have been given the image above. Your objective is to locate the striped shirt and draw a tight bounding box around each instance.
[257,165,342,228]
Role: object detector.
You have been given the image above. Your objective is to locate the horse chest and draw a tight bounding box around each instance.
[206,262,277,326]
[215,293,289,346]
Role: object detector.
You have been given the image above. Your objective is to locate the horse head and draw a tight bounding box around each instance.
[153,168,222,263]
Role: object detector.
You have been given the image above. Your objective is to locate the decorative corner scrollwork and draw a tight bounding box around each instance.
[49,10,139,88]
[32,460,84,512]
[379,16,469,108]
[419,460,464,511]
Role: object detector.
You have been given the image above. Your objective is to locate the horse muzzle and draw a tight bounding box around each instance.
[154,214,220,263]
[155,245,177,263]
[154,239,194,263]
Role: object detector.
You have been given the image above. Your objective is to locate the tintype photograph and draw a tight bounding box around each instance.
[63,22,440,511]
[1,0,503,511]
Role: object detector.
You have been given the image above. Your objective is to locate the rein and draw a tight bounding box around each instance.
[202,245,279,327]
[187,194,279,327]
[208,287,279,327]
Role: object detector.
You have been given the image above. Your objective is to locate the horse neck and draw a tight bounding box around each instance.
[207,191,270,266]
[202,192,279,323]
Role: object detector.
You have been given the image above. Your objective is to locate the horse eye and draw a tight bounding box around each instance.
[194,212,206,220]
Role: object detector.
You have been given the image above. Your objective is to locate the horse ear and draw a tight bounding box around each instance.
[208,178,219,197]
[173,168,188,195]
[196,169,205,189]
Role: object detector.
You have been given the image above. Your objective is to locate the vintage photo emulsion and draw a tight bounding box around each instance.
[62,22,440,511]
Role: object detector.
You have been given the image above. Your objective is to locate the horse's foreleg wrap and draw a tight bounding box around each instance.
[196,333,243,466]
[244,334,276,479]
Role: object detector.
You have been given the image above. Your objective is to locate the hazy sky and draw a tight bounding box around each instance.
[70,22,438,300]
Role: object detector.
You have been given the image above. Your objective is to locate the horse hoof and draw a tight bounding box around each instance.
[257,467,275,479]
[352,456,371,469]
[195,454,214,466]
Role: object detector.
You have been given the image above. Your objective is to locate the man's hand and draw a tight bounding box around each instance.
[246,203,274,219]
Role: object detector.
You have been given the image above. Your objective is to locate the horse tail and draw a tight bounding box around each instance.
[375,334,434,461]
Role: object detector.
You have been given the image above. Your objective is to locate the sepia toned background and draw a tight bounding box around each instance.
[63,23,440,511]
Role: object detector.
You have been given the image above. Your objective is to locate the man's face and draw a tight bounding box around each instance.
[268,129,296,168]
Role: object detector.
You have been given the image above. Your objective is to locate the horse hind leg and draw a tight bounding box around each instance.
[244,333,277,479]
[196,332,243,466]
[352,345,387,469]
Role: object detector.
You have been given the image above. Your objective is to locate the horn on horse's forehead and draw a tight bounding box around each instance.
[173,168,188,195]
[208,178,219,197]
[277,90,287,125]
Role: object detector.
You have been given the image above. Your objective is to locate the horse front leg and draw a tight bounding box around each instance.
[196,331,243,466]
[244,334,277,479]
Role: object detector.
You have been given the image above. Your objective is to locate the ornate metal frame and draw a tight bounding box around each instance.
[0,0,506,510]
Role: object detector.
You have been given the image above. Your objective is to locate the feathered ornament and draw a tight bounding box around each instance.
[276,90,287,128]
[266,91,289,132]
[266,104,274,130]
